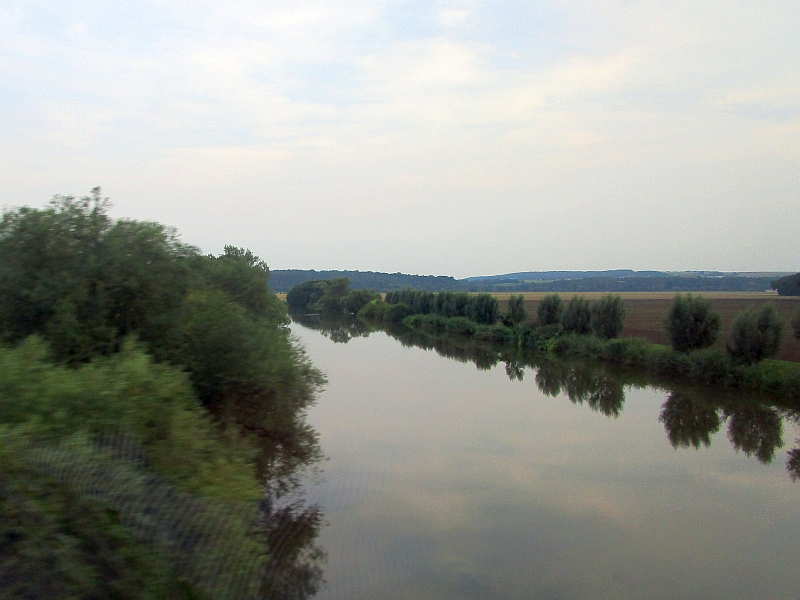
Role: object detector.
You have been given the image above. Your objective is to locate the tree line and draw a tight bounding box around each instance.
[273,269,777,293]
[0,190,325,598]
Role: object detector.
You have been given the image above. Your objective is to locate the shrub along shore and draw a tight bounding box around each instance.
[288,282,800,401]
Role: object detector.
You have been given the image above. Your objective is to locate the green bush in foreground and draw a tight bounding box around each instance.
[0,337,260,501]
[506,294,527,325]
[561,296,592,335]
[537,294,563,326]
[727,304,784,364]
[664,293,722,352]
[792,307,800,340]
[0,437,189,600]
[591,294,626,340]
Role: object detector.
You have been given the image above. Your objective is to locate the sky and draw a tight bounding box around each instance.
[0,0,798,278]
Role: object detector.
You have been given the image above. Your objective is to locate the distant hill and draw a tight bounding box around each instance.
[270,269,781,294]
[269,270,461,293]
[462,270,670,282]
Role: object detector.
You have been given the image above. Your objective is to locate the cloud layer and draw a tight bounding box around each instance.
[1,0,798,276]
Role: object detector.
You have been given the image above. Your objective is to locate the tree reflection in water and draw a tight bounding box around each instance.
[292,313,800,484]
[724,404,783,464]
[260,496,326,600]
[659,392,722,448]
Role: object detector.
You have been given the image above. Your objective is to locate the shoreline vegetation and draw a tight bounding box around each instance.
[0,191,325,599]
[287,279,800,402]
[290,310,800,483]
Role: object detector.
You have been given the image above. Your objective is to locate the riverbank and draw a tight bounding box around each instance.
[363,310,800,402]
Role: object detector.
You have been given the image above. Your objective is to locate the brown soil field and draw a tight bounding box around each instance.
[497,292,800,362]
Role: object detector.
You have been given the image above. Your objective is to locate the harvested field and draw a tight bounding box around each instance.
[497,292,800,363]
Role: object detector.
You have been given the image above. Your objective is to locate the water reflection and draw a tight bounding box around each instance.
[290,313,373,344]
[261,496,326,600]
[294,314,800,483]
[659,392,722,449]
[534,360,625,417]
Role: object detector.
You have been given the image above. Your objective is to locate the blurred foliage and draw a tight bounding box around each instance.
[727,304,784,364]
[0,191,326,598]
[664,293,722,352]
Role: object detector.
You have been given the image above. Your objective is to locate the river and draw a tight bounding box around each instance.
[291,319,800,600]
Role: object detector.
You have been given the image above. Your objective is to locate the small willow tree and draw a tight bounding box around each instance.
[561,296,592,335]
[506,294,528,325]
[664,293,722,352]
[537,294,563,326]
[727,304,784,364]
[591,294,626,340]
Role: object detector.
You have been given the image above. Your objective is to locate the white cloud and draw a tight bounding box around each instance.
[0,0,798,275]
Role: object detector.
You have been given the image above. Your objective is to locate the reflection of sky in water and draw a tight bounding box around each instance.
[295,325,800,600]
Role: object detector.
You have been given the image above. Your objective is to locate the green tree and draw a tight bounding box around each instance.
[286,280,329,312]
[664,293,722,352]
[506,294,527,325]
[771,273,800,296]
[792,307,800,340]
[342,288,379,314]
[727,304,784,364]
[591,294,625,339]
[467,293,499,325]
[537,294,563,326]
[561,295,592,335]
[311,277,351,314]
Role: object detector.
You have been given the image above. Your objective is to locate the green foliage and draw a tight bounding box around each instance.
[287,278,378,316]
[357,298,390,320]
[311,277,350,314]
[561,296,592,334]
[792,307,800,340]
[664,293,722,352]
[537,294,563,326]
[771,273,800,296]
[727,304,784,364]
[0,436,191,600]
[286,280,329,312]
[506,294,527,325]
[0,191,193,363]
[0,337,260,501]
[467,293,499,325]
[384,303,415,323]
[342,288,380,314]
[591,294,625,339]
[0,192,324,479]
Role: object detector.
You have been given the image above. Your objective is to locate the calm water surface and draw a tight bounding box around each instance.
[293,322,800,600]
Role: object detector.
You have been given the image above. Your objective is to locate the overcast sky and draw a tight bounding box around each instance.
[1,1,797,278]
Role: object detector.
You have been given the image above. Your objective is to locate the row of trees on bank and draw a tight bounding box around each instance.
[534,293,626,339]
[286,278,379,315]
[664,293,800,364]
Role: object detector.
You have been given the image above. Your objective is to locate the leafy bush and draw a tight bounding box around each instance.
[0,192,324,479]
[664,293,722,352]
[286,280,328,312]
[0,337,260,501]
[506,294,527,325]
[591,294,625,339]
[771,272,800,296]
[343,288,380,314]
[467,293,500,325]
[444,317,477,336]
[357,298,389,320]
[383,303,415,323]
[561,296,592,334]
[727,304,784,364]
[537,294,563,326]
[792,307,800,340]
